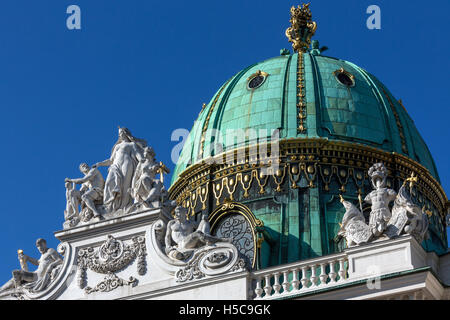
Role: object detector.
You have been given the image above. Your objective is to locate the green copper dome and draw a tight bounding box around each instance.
[169,5,447,268]
[172,52,440,185]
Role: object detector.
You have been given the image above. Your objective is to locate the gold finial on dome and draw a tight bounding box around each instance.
[285,3,317,53]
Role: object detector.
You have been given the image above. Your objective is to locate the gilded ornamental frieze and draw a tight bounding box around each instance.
[169,138,448,225]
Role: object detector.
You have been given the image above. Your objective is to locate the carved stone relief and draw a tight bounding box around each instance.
[77,235,146,294]
[147,207,247,283]
[84,272,137,294]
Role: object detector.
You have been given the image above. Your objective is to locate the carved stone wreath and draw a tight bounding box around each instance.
[77,235,146,293]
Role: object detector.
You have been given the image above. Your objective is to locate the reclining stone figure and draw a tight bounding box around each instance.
[164,206,229,261]
[0,239,62,294]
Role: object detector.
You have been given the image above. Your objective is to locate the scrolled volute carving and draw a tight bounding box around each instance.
[148,206,247,282]
[175,244,245,283]
[84,272,137,294]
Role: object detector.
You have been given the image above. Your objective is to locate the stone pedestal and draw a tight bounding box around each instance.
[345,235,428,281]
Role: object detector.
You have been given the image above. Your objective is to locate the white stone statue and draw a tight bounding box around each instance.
[148,207,246,282]
[364,163,397,237]
[337,195,372,247]
[386,175,430,243]
[65,163,105,220]
[0,239,63,294]
[64,181,81,221]
[93,127,147,213]
[338,163,430,248]
[129,146,164,210]
[164,206,228,261]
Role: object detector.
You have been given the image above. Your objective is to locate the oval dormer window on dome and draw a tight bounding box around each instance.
[247,70,269,90]
[333,68,355,87]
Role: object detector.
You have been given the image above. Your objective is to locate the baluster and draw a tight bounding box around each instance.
[291,268,300,291]
[338,258,346,282]
[328,260,337,283]
[263,275,272,297]
[300,266,309,289]
[272,272,281,295]
[281,271,290,294]
[310,264,319,287]
[413,291,423,300]
[319,263,328,286]
[254,276,263,299]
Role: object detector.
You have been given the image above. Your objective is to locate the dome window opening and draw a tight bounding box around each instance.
[247,70,269,90]
[333,68,355,87]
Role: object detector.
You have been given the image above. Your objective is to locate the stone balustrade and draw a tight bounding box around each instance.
[252,253,349,299]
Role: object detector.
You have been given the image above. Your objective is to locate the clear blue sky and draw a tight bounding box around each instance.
[0,0,448,283]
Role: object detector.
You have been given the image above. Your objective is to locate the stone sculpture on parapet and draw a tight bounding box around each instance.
[337,195,372,247]
[64,181,81,224]
[129,146,166,212]
[365,163,397,237]
[338,163,430,247]
[385,175,430,243]
[92,127,148,214]
[65,162,105,226]
[0,239,62,298]
[62,127,171,229]
[164,206,229,261]
[148,206,246,283]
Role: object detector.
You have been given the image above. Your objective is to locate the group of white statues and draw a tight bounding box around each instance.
[338,163,430,247]
[0,127,220,296]
[0,135,431,297]
[64,127,170,226]
[0,206,235,297]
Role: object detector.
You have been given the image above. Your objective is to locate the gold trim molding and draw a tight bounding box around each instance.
[170,138,448,222]
[197,78,232,160]
[297,53,307,133]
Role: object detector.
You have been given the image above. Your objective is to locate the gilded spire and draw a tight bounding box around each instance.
[285,3,317,53]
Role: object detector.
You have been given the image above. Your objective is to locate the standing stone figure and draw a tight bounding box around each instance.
[164,206,227,261]
[65,163,105,220]
[93,127,147,213]
[130,146,163,210]
[64,181,81,221]
[364,163,397,237]
[0,239,63,294]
